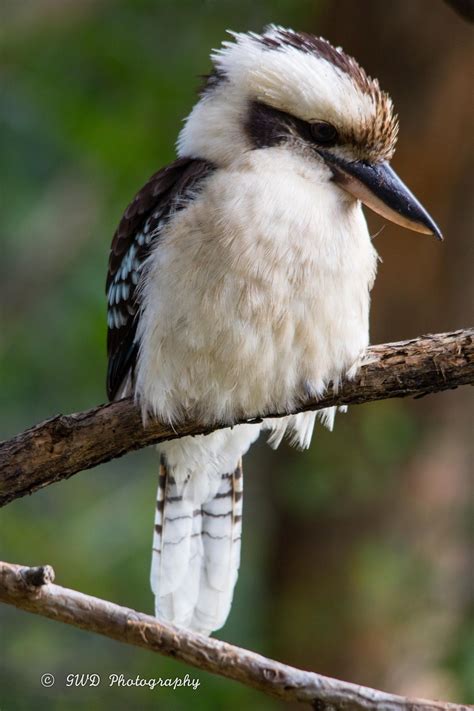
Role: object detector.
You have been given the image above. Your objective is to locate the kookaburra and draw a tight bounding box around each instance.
[106,27,441,636]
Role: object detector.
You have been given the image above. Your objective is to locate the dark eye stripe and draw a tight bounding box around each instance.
[246,101,341,151]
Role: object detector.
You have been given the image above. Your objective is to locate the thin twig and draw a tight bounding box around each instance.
[0,329,472,508]
[0,561,471,710]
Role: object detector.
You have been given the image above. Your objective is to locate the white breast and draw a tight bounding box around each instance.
[135,147,378,426]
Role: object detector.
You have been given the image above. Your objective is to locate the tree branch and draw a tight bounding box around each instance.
[0,561,471,710]
[1,329,472,508]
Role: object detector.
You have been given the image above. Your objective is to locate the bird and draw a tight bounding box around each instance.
[106,26,442,636]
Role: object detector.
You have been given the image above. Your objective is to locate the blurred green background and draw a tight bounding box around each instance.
[1,1,472,709]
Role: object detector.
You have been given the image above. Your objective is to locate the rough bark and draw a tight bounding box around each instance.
[0,561,471,710]
[0,329,472,508]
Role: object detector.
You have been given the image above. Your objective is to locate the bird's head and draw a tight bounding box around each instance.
[178,26,441,239]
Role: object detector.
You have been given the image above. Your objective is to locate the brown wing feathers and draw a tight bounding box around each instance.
[106,158,215,400]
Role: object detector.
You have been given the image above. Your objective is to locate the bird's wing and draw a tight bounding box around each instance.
[106,157,215,400]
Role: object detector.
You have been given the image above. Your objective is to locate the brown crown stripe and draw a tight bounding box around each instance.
[203,30,375,99]
[257,29,373,95]
[213,31,397,162]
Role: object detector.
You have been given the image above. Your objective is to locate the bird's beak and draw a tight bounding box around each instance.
[318,151,442,240]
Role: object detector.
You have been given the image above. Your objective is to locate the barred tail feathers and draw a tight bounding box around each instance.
[190,460,243,634]
[151,425,259,635]
[151,457,201,626]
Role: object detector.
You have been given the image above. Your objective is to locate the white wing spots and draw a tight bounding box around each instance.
[137,216,164,247]
[107,213,170,332]
[107,307,128,329]
[120,282,130,301]
[107,244,143,319]
[110,222,165,307]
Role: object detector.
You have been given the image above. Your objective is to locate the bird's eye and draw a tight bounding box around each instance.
[310,121,338,145]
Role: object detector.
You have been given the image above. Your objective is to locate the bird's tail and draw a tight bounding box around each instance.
[150,453,244,636]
